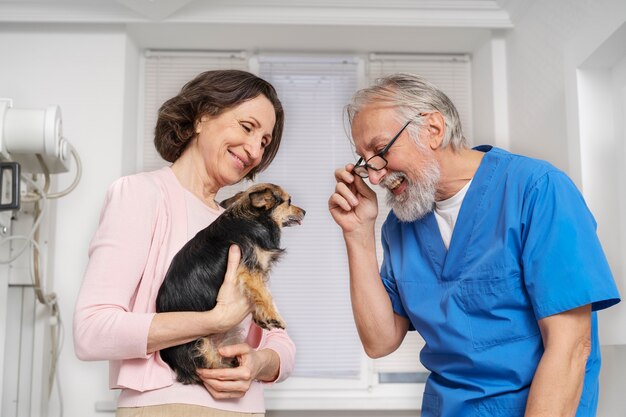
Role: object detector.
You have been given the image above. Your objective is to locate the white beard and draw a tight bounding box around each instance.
[382,157,440,222]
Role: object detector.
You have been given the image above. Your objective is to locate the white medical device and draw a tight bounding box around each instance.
[0,98,78,417]
[0,99,70,173]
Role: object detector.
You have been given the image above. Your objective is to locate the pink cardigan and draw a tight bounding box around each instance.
[73,167,295,411]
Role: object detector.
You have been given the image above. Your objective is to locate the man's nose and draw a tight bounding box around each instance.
[368,168,386,185]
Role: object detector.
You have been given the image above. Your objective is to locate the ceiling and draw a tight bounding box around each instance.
[0,0,516,27]
[0,0,529,53]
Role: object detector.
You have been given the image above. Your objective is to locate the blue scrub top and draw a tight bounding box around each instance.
[380,146,620,417]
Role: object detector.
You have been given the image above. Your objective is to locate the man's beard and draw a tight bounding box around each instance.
[382,156,440,222]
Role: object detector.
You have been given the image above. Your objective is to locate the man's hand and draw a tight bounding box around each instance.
[328,164,379,236]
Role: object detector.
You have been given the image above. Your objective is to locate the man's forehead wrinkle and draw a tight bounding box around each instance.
[355,134,386,157]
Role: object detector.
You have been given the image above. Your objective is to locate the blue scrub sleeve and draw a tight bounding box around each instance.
[380,225,415,331]
[520,170,620,320]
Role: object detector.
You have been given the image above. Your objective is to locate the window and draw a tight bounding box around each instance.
[256,55,363,379]
[141,50,472,409]
[366,53,472,381]
[141,50,249,172]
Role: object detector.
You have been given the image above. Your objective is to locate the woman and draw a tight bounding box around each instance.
[73,70,295,417]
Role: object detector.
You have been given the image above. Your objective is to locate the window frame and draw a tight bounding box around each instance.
[138,50,473,411]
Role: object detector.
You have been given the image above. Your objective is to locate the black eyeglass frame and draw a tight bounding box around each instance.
[352,118,413,178]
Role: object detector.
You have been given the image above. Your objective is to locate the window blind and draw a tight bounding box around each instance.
[367,53,472,377]
[257,56,363,378]
[142,52,364,379]
[140,51,473,383]
[142,51,249,172]
[368,53,473,144]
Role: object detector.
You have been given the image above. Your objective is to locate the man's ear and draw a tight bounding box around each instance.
[424,112,445,150]
[249,188,279,210]
[220,191,244,209]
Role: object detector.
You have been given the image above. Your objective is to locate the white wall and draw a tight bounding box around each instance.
[471,31,509,149]
[470,36,496,146]
[0,23,137,417]
[504,0,606,171]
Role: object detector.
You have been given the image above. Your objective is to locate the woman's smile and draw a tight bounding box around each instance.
[228,149,251,170]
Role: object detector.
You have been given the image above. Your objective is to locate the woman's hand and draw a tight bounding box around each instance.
[196,344,279,399]
[328,164,379,236]
[209,245,252,333]
[146,247,252,354]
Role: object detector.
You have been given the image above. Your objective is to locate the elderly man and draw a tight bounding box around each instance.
[328,73,620,417]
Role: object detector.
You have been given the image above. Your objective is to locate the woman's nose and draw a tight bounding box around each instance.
[244,136,263,160]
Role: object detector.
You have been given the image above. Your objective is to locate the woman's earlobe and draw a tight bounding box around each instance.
[195,117,207,134]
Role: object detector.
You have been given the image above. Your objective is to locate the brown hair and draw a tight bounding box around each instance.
[154,70,284,180]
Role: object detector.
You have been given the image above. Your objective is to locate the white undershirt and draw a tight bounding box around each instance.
[434,180,472,249]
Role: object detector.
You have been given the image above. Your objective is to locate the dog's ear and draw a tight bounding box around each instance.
[220,191,245,209]
[249,187,279,210]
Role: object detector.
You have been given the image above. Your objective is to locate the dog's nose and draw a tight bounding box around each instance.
[301,209,306,216]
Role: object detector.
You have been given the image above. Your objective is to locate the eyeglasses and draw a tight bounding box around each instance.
[352,119,413,178]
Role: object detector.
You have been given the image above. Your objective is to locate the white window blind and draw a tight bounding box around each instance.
[367,53,472,376]
[141,50,249,172]
[368,53,473,144]
[140,51,473,389]
[256,56,362,378]
[141,52,364,379]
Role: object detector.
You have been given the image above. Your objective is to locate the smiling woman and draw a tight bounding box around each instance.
[73,69,296,417]
[185,96,277,194]
[154,70,283,182]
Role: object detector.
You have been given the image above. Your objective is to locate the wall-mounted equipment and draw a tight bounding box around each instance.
[0,98,80,417]
[0,99,70,174]
[0,162,19,211]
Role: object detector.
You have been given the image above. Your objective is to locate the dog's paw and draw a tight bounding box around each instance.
[268,318,286,329]
[254,316,286,330]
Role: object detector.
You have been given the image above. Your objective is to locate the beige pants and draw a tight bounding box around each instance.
[116,403,264,417]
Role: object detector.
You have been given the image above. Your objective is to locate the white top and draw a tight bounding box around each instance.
[434,180,472,249]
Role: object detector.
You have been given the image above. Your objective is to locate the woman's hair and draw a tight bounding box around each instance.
[154,69,284,180]
[345,73,468,150]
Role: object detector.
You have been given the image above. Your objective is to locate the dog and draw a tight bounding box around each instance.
[155,183,305,385]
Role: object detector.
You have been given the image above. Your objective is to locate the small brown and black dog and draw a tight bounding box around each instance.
[156,183,305,385]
